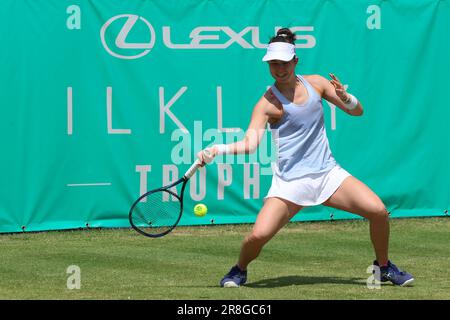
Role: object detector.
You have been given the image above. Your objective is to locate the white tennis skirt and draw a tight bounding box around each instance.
[264,165,351,206]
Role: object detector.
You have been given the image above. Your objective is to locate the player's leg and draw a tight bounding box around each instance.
[220,197,303,287]
[322,176,389,265]
[322,176,414,286]
[237,197,303,270]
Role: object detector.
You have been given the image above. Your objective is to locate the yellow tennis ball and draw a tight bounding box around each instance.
[194,203,208,217]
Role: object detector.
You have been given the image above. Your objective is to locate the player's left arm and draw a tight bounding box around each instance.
[307,74,364,116]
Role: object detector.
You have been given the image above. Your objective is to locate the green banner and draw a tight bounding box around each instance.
[0,0,449,233]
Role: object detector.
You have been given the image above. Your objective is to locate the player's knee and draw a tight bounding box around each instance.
[368,203,389,221]
[246,231,271,246]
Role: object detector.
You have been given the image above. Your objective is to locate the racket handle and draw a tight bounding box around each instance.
[184,160,201,179]
[184,149,213,179]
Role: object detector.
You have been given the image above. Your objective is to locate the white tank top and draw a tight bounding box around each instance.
[269,75,336,181]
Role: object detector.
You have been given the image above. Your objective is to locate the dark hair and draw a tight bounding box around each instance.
[269,28,296,44]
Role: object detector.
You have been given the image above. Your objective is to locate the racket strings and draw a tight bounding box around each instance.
[131,190,181,235]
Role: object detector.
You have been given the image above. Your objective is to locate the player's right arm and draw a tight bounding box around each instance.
[197,89,281,163]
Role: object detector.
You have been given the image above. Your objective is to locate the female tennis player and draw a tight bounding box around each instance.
[197,28,414,287]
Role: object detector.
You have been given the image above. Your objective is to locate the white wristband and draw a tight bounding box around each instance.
[344,93,358,110]
[214,144,231,155]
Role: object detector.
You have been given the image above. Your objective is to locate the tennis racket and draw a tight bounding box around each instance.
[129,149,213,238]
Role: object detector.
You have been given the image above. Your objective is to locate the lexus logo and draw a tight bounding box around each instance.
[100,14,156,60]
[101,14,316,60]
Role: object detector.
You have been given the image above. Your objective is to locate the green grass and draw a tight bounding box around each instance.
[0,217,449,299]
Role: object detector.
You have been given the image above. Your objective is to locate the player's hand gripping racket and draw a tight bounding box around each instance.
[129,149,213,238]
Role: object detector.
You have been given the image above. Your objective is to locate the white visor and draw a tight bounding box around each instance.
[262,42,296,62]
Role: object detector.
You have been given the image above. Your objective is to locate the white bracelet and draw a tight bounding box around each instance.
[214,144,231,155]
[344,93,358,110]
